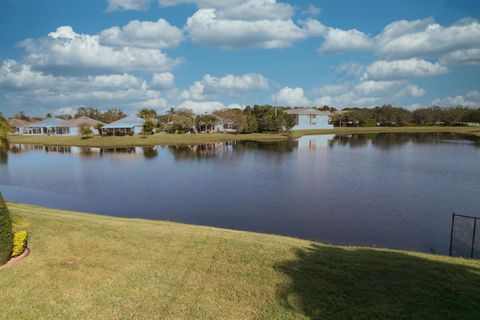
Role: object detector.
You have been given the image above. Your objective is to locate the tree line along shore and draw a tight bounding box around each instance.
[2,105,480,148]
[3,126,479,148]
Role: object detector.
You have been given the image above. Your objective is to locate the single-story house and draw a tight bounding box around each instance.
[8,118,32,134]
[102,115,144,136]
[21,118,72,135]
[66,116,104,135]
[18,116,104,136]
[286,109,333,130]
[214,117,237,133]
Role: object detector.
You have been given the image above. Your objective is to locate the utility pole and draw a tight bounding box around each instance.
[274,95,278,117]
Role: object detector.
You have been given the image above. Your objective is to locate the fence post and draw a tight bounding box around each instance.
[471,218,477,259]
[449,213,455,256]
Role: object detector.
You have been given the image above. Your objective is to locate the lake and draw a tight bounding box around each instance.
[1,132,479,254]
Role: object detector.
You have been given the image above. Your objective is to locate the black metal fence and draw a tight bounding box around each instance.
[449,213,480,259]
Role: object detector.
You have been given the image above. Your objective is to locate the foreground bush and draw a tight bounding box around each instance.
[0,193,13,264]
[11,230,28,257]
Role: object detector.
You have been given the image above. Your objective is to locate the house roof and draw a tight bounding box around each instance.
[8,118,31,128]
[286,109,332,116]
[102,115,144,129]
[27,118,69,127]
[67,116,104,127]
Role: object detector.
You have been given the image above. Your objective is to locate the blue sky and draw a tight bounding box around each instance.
[1,0,479,116]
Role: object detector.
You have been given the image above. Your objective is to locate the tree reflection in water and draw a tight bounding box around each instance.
[167,140,297,162]
[329,132,480,149]
[0,149,6,165]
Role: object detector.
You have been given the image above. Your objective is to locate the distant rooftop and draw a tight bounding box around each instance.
[8,118,31,128]
[27,118,69,127]
[67,116,104,127]
[286,109,332,116]
[103,115,144,129]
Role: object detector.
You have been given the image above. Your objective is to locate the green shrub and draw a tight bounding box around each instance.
[79,124,94,140]
[0,193,13,264]
[11,230,28,258]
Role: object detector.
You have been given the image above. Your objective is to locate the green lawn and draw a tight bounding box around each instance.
[8,126,480,147]
[1,203,479,319]
[290,125,480,139]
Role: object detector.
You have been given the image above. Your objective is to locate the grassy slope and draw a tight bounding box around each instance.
[1,203,479,320]
[8,126,480,147]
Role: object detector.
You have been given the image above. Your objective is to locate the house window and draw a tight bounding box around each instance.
[310,115,317,125]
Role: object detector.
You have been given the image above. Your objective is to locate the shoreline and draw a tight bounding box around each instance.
[7,126,480,148]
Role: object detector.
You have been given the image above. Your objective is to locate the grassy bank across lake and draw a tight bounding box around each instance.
[8,126,480,147]
[1,203,479,319]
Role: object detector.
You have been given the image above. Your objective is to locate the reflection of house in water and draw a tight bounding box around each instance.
[297,135,334,151]
[81,147,158,159]
[9,144,72,154]
[8,144,158,159]
[168,142,236,160]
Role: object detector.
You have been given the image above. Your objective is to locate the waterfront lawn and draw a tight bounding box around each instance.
[8,126,480,147]
[290,125,480,139]
[1,203,480,320]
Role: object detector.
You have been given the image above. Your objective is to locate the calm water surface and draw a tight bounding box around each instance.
[1,133,479,254]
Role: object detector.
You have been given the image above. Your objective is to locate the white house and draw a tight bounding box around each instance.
[286,109,333,130]
[102,115,144,136]
[67,116,104,135]
[8,118,32,134]
[21,118,73,135]
[18,117,104,136]
[214,117,237,133]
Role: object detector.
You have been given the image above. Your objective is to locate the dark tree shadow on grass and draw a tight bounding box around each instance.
[275,244,480,320]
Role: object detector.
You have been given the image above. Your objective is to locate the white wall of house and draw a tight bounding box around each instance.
[291,114,333,130]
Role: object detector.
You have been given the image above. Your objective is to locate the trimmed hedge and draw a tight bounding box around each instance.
[0,193,13,265]
[12,230,28,258]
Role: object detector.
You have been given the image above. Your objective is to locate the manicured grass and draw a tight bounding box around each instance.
[290,126,480,139]
[8,126,480,147]
[1,203,479,319]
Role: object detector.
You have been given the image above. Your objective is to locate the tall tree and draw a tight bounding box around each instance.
[214,109,247,132]
[14,111,30,121]
[0,193,13,265]
[0,113,10,150]
[137,109,158,120]
[242,107,258,133]
[75,107,103,121]
[102,108,126,123]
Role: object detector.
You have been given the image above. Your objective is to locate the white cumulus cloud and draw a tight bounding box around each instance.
[433,89,480,107]
[150,72,175,89]
[375,18,480,59]
[19,26,182,74]
[365,58,448,80]
[100,19,184,49]
[106,0,151,11]
[180,73,270,101]
[185,9,311,49]
[318,27,372,53]
[0,59,168,113]
[275,87,310,106]
[313,80,426,108]
[176,100,242,114]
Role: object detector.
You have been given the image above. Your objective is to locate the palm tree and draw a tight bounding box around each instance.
[167,107,176,122]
